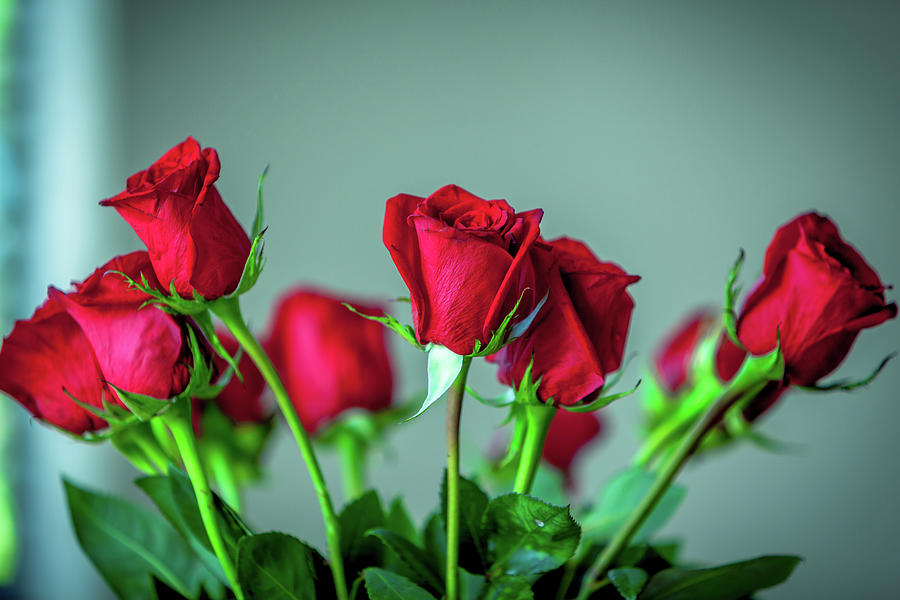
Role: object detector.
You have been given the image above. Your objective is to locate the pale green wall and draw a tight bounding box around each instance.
[14,1,900,598]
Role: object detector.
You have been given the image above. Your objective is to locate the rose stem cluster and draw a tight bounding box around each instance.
[163,402,242,599]
[212,296,349,600]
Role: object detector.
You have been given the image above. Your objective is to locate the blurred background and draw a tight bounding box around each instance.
[1,0,899,598]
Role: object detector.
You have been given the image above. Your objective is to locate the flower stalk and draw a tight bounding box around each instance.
[574,384,764,600]
[212,296,349,600]
[445,356,472,600]
[163,403,243,600]
[512,402,555,494]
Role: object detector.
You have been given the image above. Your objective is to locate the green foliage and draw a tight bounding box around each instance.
[639,555,802,600]
[64,480,222,600]
[363,568,437,600]
[580,467,686,544]
[608,566,648,600]
[479,575,534,600]
[340,490,387,578]
[482,494,580,577]
[384,497,418,544]
[367,529,442,595]
[236,532,323,600]
[441,472,489,573]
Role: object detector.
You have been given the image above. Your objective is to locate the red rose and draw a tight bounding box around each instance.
[0,252,195,433]
[266,289,394,434]
[542,409,603,483]
[653,310,718,395]
[383,185,544,355]
[491,237,640,405]
[717,213,896,388]
[100,137,251,300]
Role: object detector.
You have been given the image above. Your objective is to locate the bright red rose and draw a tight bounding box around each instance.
[542,409,603,483]
[100,137,251,300]
[716,213,896,390]
[491,237,640,405]
[0,252,195,433]
[383,185,545,355]
[653,309,718,395]
[266,289,394,434]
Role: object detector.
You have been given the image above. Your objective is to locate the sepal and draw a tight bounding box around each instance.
[723,249,746,349]
[343,303,424,351]
[224,167,268,299]
[798,352,895,392]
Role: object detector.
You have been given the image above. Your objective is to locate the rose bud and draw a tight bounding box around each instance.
[0,252,196,434]
[265,288,394,434]
[491,237,640,406]
[653,309,719,396]
[383,185,545,355]
[542,409,603,484]
[100,136,252,300]
[717,213,896,397]
[192,329,269,434]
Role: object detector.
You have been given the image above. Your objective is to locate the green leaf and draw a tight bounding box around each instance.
[367,529,442,594]
[421,513,446,577]
[459,570,485,600]
[107,383,170,422]
[236,532,321,600]
[441,472,489,573]
[581,467,686,543]
[64,479,217,600]
[408,345,463,420]
[340,490,386,575]
[385,497,418,543]
[478,575,534,600]
[640,555,802,600]
[363,568,437,600]
[167,466,251,562]
[343,304,423,350]
[135,475,228,595]
[608,566,648,600]
[482,494,580,577]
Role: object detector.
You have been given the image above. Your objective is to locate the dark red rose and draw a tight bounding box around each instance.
[716,213,896,388]
[0,252,195,433]
[266,289,394,434]
[653,310,718,395]
[491,237,640,405]
[542,409,603,483]
[383,185,544,355]
[100,137,252,300]
[207,330,268,423]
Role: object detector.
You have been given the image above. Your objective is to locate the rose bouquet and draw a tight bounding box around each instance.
[0,137,894,600]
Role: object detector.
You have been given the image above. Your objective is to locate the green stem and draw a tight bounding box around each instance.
[336,432,367,502]
[164,406,243,600]
[445,356,472,600]
[209,447,243,514]
[574,392,745,600]
[211,297,349,600]
[512,402,555,494]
